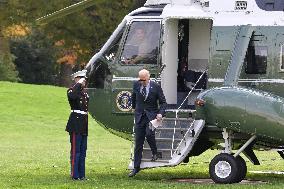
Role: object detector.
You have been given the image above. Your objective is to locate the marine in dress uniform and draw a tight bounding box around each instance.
[129,69,167,177]
[66,70,89,180]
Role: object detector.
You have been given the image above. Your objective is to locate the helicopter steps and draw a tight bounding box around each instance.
[129,116,205,169]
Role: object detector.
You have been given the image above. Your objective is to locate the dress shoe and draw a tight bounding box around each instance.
[151,154,158,161]
[128,168,140,177]
[72,177,80,181]
[79,177,89,181]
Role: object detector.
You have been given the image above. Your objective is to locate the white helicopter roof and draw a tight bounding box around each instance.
[87,0,284,68]
[145,0,194,6]
[143,0,284,26]
[145,0,265,12]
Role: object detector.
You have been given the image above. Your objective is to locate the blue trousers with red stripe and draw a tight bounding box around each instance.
[70,133,87,179]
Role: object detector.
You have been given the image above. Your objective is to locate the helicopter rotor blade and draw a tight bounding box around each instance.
[36,0,96,25]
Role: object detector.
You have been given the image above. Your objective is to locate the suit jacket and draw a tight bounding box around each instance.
[66,82,89,135]
[132,80,167,124]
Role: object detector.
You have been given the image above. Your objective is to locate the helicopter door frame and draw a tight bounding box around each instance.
[110,18,163,115]
[160,18,212,106]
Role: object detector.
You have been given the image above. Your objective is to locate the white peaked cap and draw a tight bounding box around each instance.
[72,69,87,80]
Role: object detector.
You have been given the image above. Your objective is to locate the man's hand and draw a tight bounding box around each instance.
[78,78,86,84]
[156,114,162,121]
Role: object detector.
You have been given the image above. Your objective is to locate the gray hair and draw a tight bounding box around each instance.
[139,69,150,78]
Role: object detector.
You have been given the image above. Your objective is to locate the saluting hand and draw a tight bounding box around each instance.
[77,78,86,87]
[78,78,85,83]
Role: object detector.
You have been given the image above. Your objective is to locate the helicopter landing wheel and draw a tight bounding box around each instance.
[209,153,239,184]
[235,155,247,183]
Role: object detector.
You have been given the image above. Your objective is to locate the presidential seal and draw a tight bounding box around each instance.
[116,91,132,112]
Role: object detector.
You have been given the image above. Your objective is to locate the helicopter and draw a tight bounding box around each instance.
[39,0,284,184]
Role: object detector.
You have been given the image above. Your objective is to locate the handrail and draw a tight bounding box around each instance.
[130,119,135,160]
[178,69,208,110]
[170,69,207,157]
[166,109,196,113]
[170,112,177,157]
[173,120,195,155]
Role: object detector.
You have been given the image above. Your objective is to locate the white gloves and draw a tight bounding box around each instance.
[78,78,86,84]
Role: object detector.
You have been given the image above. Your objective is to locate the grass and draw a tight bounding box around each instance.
[0,81,283,188]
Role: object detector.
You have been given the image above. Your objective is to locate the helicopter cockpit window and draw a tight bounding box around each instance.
[245,46,267,74]
[87,25,125,89]
[120,21,160,65]
[102,26,126,62]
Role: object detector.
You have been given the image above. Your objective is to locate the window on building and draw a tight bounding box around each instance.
[245,46,268,74]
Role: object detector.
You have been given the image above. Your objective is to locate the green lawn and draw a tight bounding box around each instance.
[0,81,283,188]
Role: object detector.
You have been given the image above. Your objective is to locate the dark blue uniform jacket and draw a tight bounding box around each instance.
[66,82,89,135]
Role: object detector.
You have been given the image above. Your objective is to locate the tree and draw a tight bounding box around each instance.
[133,0,147,9]
[39,0,135,86]
[10,29,58,84]
[1,0,137,85]
[41,0,135,64]
[0,52,19,82]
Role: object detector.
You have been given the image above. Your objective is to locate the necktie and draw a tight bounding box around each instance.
[142,86,146,97]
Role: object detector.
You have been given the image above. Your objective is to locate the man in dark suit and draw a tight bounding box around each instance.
[129,69,167,177]
[66,70,89,181]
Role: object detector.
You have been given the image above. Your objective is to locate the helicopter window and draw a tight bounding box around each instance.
[131,11,163,16]
[87,25,125,89]
[245,46,267,74]
[87,62,111,89]
[280,44,284,70]
[120,21,160,65]
[255,0,284,11]
[102,25,126,62]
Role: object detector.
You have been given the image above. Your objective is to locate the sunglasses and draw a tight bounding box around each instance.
[139,79,146,82]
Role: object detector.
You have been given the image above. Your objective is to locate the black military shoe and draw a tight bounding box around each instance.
[151,154,158,161]
[72,177,80,181]
[128,168,140,177]
[79,177,89,181]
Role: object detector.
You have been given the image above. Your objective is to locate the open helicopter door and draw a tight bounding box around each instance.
[161,18,212,108]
